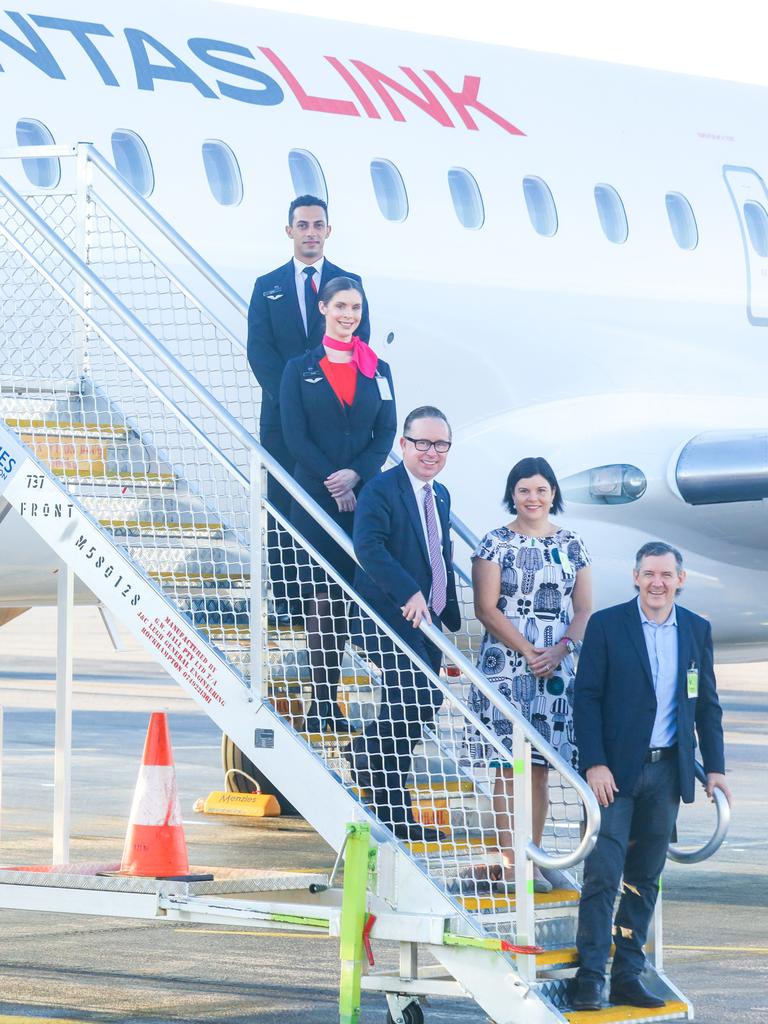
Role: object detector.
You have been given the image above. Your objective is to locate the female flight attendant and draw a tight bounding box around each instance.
[280,277,397,734]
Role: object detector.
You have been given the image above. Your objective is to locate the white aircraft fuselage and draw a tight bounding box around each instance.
[1,1,766,653]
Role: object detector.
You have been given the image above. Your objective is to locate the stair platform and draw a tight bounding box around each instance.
[563,1000,688,1023]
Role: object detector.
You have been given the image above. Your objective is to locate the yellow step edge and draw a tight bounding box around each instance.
[149,572,250,582]
[101,519,223,532]
[352,777,476,799]
[536,943,616,967]
[564,1000,688,1023]
[53,469,175,481]
[407,833,492,855]
[4,417,128,436]
[458,886,579,912]
[300,731,361,745]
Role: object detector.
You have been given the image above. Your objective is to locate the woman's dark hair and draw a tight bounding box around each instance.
[503,456,564,514]
[318,275,365,305]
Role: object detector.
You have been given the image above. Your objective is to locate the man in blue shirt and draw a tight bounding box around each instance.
[571,541,731,1011]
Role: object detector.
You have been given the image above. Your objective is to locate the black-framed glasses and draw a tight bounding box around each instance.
[404,436,452,453]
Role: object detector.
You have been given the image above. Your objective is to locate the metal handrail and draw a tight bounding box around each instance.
[81,144,481,554]
[667,762,731,864]
[84,145,249,320]
[0,167,601,871]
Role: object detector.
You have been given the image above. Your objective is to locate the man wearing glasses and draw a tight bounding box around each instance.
[348,407,461,842]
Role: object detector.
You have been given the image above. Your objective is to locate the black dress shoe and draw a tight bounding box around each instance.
[328,706,355,733]
[303,702,324,735]
[390,821,444,843]
[569,976,603,1011]
[609,977,665,1009]
[342,749,374,790]
[267,599,291,627]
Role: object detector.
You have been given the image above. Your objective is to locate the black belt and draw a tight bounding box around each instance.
[645,745,677,763]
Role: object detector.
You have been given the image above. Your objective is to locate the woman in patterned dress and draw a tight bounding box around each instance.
[470,457,592,892]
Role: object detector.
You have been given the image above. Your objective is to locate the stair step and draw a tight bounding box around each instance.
[457,887,579,913]
[3,417,128,437]
[58,469,175,483]
[563,1000,688,1023]
[101,518,224,536]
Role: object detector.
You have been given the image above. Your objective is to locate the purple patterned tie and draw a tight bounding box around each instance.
[423,484,447,615]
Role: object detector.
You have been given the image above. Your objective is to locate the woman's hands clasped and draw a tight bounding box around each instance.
[525,640,568,679]
[325,468,360,514]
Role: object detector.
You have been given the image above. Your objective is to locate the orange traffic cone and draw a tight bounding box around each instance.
[120,712,191,878]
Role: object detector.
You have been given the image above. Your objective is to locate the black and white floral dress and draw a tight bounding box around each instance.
[468,526,591,769]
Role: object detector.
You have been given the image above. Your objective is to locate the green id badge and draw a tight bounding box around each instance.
[687,667,699,698]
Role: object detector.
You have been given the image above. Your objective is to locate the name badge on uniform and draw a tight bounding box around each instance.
[686,663,699,698]
[376,374,393,400]
[552,546,573,575]
[302,366,323,384]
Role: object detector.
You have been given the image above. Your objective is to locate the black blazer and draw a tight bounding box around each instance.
[353,462,461,634]
[247,259,371,431]
[279,346,396,496]
[573,598,726,804]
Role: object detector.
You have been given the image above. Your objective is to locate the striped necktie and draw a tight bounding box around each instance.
[422,484,447,615]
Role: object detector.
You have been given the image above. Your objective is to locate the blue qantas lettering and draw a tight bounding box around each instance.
[0,10,525,135]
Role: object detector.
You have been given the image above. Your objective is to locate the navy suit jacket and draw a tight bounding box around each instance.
[353,462,461,635]
[247,258,370,433]
[574,598,725,804]
[279,347,396,497]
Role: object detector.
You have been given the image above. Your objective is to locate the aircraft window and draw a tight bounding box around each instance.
[202,141,243,207]
[523,176,558,236]
[594,183,628,244]
[15,119,60,189]
[665,192,698,250]
[288,149,327,203]
[111,130,154,197]
[743,200,768,258]
[370,159,408,222]
[448,168,484,229]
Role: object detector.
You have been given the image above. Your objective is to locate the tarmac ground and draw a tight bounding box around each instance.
[0,607,765,1023]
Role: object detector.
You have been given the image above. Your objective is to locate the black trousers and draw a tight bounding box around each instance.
[260,421,297,603]
[352,612,443,826]
[576,755,680,985]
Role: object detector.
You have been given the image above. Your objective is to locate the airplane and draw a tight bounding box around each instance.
[0,0,766,656]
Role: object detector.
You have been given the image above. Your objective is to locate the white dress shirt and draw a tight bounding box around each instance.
[294,256,324,334]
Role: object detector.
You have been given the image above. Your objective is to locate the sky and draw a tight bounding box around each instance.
[222,0,768,88]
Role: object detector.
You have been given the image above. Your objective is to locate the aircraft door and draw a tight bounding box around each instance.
[723,165,768,325]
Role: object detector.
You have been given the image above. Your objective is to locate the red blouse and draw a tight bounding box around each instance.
[320,356,358,407]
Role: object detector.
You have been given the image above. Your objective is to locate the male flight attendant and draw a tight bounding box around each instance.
[247,195,370,620]
[571,541,731,1011]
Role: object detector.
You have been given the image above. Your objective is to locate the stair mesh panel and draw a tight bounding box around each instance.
[0,175,591,968]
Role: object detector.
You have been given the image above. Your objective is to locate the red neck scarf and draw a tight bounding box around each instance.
[322,334,378,378]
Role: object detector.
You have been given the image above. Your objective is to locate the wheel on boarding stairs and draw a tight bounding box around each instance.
[221,734,301,816]
[386,1004,424,1024]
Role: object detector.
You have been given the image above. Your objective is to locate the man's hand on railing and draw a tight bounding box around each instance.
[586,764,619,808]
[402,591,432,628]
[706,771,732,805]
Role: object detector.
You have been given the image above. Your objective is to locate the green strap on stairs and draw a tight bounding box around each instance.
[339,822,372,1024]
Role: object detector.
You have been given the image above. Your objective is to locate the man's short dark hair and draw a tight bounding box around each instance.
[288,194,328,225]
[403,406,451,439]
[635,541,684,573]
[503,456,564,515]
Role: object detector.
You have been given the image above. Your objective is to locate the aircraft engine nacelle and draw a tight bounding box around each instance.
[675,430,768,505]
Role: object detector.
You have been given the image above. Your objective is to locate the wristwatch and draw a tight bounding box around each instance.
[563,635,577,655]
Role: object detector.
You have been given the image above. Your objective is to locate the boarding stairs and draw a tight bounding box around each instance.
[0,144,729,1024]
